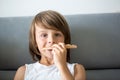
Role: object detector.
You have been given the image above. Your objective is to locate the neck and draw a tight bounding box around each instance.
[39,57,54,66]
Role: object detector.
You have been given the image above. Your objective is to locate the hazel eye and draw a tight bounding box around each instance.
[55,33,62,37]
[41,34,48,38]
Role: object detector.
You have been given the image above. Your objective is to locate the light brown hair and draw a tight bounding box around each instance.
[29,10,71,62]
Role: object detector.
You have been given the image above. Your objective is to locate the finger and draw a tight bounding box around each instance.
[52,44,63,51]
[58,42,65,49]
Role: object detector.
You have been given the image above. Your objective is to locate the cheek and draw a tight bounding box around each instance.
[57,37,65,42]
[36,37,46,49]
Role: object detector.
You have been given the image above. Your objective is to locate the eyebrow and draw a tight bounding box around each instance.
[37,29,62,34]
[38,31,47,33]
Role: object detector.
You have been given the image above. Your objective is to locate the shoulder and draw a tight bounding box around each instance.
[14,65,26,80]
[74,63,85,72]
[74,63,86,80]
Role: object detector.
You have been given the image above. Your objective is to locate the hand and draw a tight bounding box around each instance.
[52,43,75,80]
[52,43,67,68]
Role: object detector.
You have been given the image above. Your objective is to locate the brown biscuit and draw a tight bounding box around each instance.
[42,44,77,50]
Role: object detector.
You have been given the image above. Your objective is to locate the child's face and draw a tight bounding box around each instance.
[35,23,65,59]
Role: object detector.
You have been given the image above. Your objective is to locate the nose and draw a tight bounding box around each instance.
[48,35,55,44]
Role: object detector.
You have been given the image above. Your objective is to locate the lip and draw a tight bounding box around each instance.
[47,49,53,51]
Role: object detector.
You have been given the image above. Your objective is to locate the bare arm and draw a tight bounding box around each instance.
[14,65,26,80]
[74,64,86,80]
[58,63,86,80]
[58,63,74,80]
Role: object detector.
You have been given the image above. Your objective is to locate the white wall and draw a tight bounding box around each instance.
[0,0,120,17]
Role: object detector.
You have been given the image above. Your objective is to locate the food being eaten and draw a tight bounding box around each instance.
[42,44,77,50]
[65,44,77,49]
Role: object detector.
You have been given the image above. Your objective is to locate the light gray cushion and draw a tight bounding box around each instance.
[0,13,120,80]
[67,13,120,69]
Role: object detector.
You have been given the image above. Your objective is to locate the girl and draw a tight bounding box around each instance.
[14,10,86,80]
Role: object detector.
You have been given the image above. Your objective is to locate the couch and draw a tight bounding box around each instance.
[0,13,120,80]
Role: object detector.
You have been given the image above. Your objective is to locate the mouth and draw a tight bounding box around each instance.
[42,44,77,50]
[47,49,53,51]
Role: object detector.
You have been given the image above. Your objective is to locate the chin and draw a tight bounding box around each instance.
[47,54,53,59]
[45,51,53,59]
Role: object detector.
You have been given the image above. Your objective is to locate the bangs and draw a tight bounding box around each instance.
[34,15,62,31]
[35,21,59,31]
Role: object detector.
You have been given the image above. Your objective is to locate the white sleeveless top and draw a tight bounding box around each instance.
[24,61,76,80]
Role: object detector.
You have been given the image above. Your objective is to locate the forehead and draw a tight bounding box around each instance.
[35,23,61,33]
[35,23,58,31]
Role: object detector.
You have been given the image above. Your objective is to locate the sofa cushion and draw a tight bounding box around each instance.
[0,13,120,80]
[67,13,120,69]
